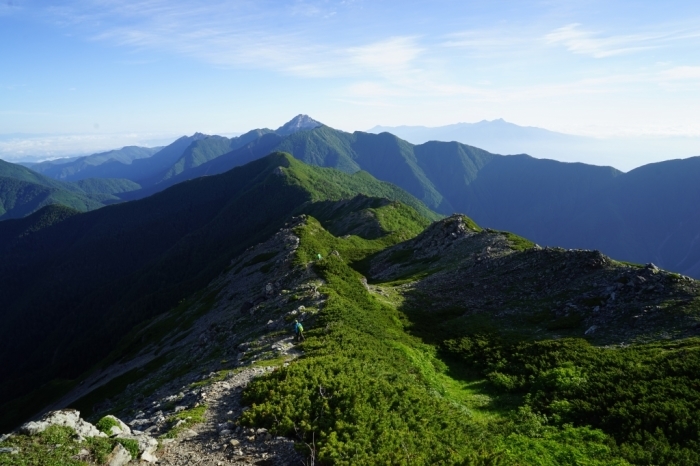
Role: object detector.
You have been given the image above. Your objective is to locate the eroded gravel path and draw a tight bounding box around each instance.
[156,339,304,466]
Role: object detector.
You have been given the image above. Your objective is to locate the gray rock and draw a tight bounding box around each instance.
[182,429,198,439]
[585,325,598,335]
[116,432,158,458]
[141,450,158,463]
[105,443,132,466]
[19,409,106,438]
[0,447,20,454]
[128,418,151,427]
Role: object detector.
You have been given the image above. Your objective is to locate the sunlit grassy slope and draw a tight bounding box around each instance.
[241,213,700,465]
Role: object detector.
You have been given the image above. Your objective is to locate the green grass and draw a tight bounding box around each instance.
[501,231,535,251]
[251,357,288,368]
[188,368,247,389]
[161,405,207,439]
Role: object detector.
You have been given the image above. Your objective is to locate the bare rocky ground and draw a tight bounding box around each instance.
[104,218,320,465]
[153,351,303,466]
[369,215,700,344]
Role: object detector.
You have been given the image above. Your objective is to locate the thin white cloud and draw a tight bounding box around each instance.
[45,1,390,78]
[41,1,423,81]
[441,30,532,54]
[347,37,423,76]
[544,23,699,58]
[659,66,700,80]
[0,132,179,162]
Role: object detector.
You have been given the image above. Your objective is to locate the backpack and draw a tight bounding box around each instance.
[296,322,304,333]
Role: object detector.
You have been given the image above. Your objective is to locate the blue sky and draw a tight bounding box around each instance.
[2,0,700,160]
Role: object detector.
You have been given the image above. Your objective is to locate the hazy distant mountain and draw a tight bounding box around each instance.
[23,116,322,187]
[28,146,161,181]
[139,129,273,185]
[368,120,700,171]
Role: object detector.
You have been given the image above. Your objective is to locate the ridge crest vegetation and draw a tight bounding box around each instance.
[1,153,699,465]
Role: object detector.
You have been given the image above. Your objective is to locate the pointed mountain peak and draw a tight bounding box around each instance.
[275,114,323,136]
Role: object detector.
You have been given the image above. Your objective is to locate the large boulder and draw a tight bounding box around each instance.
[105,443,132,466]
[19,409,106,438]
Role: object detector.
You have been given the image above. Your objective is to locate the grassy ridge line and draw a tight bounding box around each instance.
[0,152,442,432]
[240,218,627,465]
[281,161,442,223]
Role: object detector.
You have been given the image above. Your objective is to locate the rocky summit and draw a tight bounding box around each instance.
[369,215,700,344]
[274,114,323,136]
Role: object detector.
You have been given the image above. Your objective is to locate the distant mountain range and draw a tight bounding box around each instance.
[369,119,587,158]
[0,159,141,220]
[2,114,699,278]
[369,119,700,172]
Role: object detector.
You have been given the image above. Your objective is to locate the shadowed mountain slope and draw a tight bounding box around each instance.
[0,152,439,430]
[2,177,700,464]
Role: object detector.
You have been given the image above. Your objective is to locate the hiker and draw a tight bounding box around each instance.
[293,319,305,342]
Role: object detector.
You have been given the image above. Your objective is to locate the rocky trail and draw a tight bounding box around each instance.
[153,345,303,466]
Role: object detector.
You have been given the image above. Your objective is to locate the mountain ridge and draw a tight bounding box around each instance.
[11,117,700,278]
[3,194,698,464]
[0,152,439,431]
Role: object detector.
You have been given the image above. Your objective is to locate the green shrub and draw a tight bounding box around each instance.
[239,221,629,464]
[443,334,700,464]
[95,415,120,434]
[114,438,139,459]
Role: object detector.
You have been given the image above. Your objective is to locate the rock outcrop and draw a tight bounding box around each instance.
[19,409,106,439]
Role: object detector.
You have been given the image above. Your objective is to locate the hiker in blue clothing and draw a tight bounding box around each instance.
[293,319,305,342]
